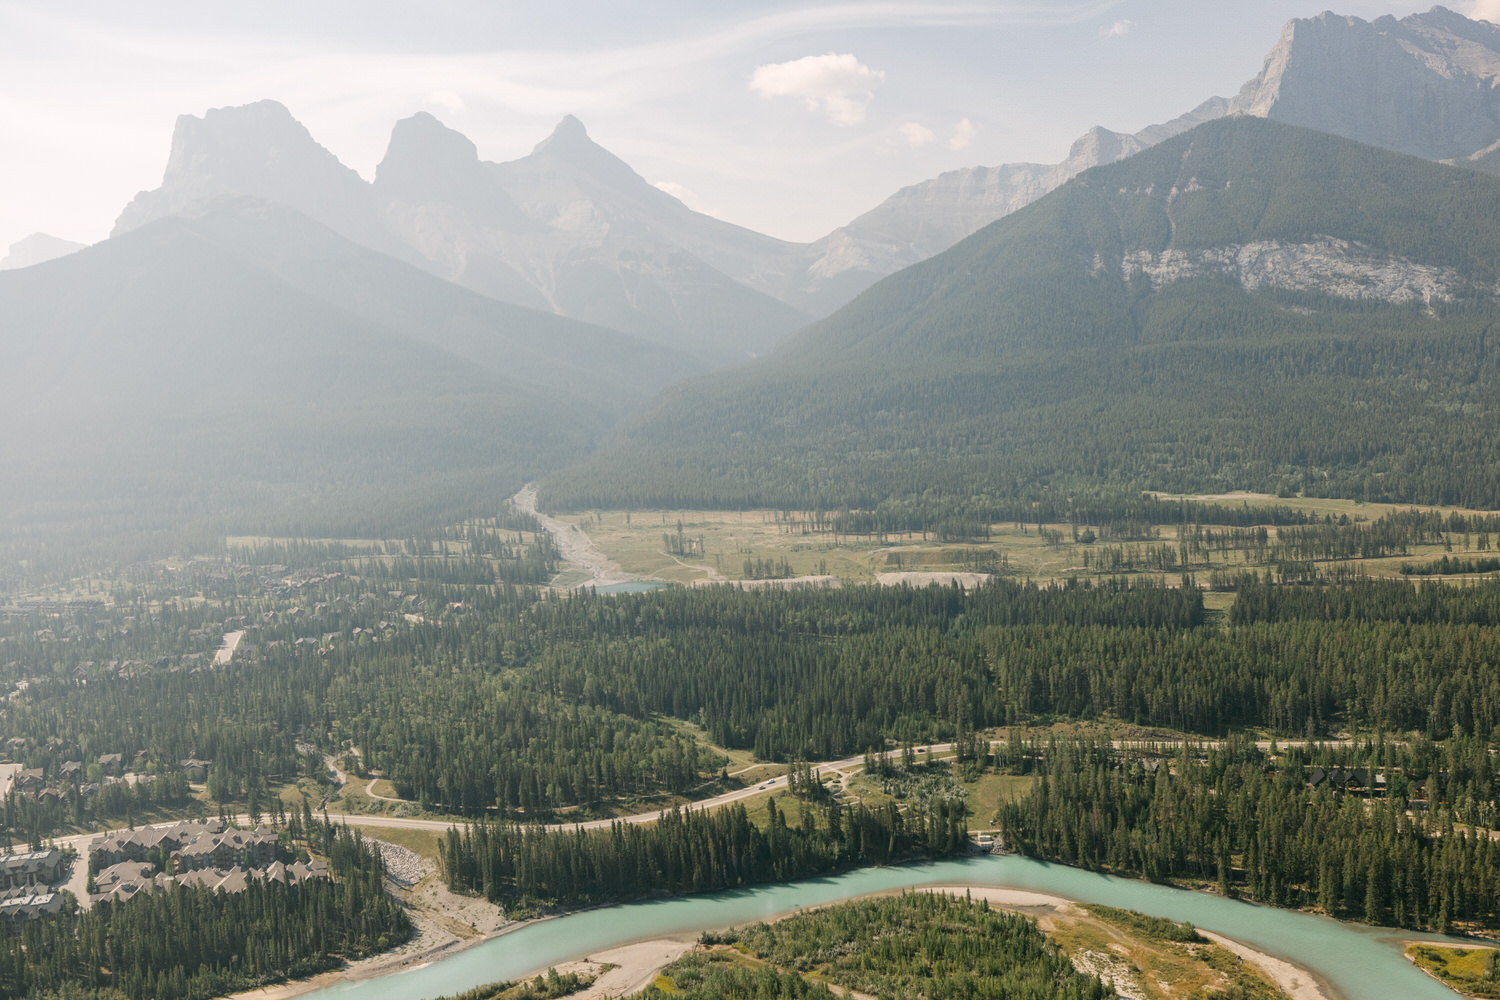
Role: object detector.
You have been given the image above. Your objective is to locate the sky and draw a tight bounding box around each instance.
[2,1,1494,252]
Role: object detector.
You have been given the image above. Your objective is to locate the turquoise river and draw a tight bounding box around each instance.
[302,854,1473,999]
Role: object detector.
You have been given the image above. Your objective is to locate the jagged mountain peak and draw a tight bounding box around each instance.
[538,114,590,148]
[374,111,491,205]
[520,115,647,190]
[153,99,354,197]
[111,99,394,253]
[383,111,480,167]
[1232,6,1500,158]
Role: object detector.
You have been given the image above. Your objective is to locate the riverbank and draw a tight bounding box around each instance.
[244,853,1463,1000]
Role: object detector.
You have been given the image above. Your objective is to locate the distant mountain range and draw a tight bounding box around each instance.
[543,117,1500,511]
[807,6,1500,292]
[110,102,810,364]
[13,5,1500,536]
[19,7,1500,366]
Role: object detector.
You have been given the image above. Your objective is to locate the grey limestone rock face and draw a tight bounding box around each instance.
[1239,8,1500,162]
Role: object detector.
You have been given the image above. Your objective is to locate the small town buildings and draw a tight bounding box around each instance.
[0,893,63,923]
[0,850,64,891]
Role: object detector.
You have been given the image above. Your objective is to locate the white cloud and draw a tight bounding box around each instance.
[749,52,884,126]
[425,89,464,114]
[1102,19,1132,37]
[947,117,977,151]
[898,121,935,147]
[1467,1,1500,24]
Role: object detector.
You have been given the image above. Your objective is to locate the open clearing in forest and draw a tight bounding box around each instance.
[553,492,1500,590]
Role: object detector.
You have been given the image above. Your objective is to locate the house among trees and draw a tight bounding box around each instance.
[171,826,277,872]
[0,893,63,923]
[89,819,294,905]
[91,857,327,905]
[96,753,122,776]
[0,850,64,891]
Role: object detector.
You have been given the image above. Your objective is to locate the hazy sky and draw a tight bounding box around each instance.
[1,1,1490,251]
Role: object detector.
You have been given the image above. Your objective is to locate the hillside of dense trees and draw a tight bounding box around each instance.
[544,119,1500,512]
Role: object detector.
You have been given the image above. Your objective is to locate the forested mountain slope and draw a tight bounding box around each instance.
[0,201,700,538]
[545,117,1500,511]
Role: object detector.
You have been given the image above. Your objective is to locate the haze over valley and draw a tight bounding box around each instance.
[9,6,1500,1000]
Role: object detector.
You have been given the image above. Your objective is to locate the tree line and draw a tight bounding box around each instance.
[438,795,967,911]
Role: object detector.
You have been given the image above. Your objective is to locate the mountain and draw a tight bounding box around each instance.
[797,99,1232,311]
[2,199,703,537]
[0,233,86,270]
[112,100,410,262]
[542,117,1500,512]
[801,6,1500,303]
[113,102,810,363]
[374,113,811,361]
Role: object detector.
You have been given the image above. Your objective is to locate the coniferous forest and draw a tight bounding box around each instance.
[15,526,1500,994]
[438,795,968,910]
[643,892,1111,1000]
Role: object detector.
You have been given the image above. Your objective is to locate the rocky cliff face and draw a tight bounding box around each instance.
[1236,7,1500,161]
[1119,238,1475,307]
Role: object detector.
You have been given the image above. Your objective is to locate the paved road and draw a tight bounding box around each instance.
[45,733,1360,899]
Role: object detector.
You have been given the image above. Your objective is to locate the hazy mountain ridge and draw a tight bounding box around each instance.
[114,103,810,363]
[1,198,705,535]
[99,8,1500,353]
[545,118,1500,511]
[0,233,87,270]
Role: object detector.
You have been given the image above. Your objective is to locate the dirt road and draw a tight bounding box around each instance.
[513,484,636,589]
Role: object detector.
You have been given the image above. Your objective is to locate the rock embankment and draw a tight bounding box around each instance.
[373,841,432,887]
